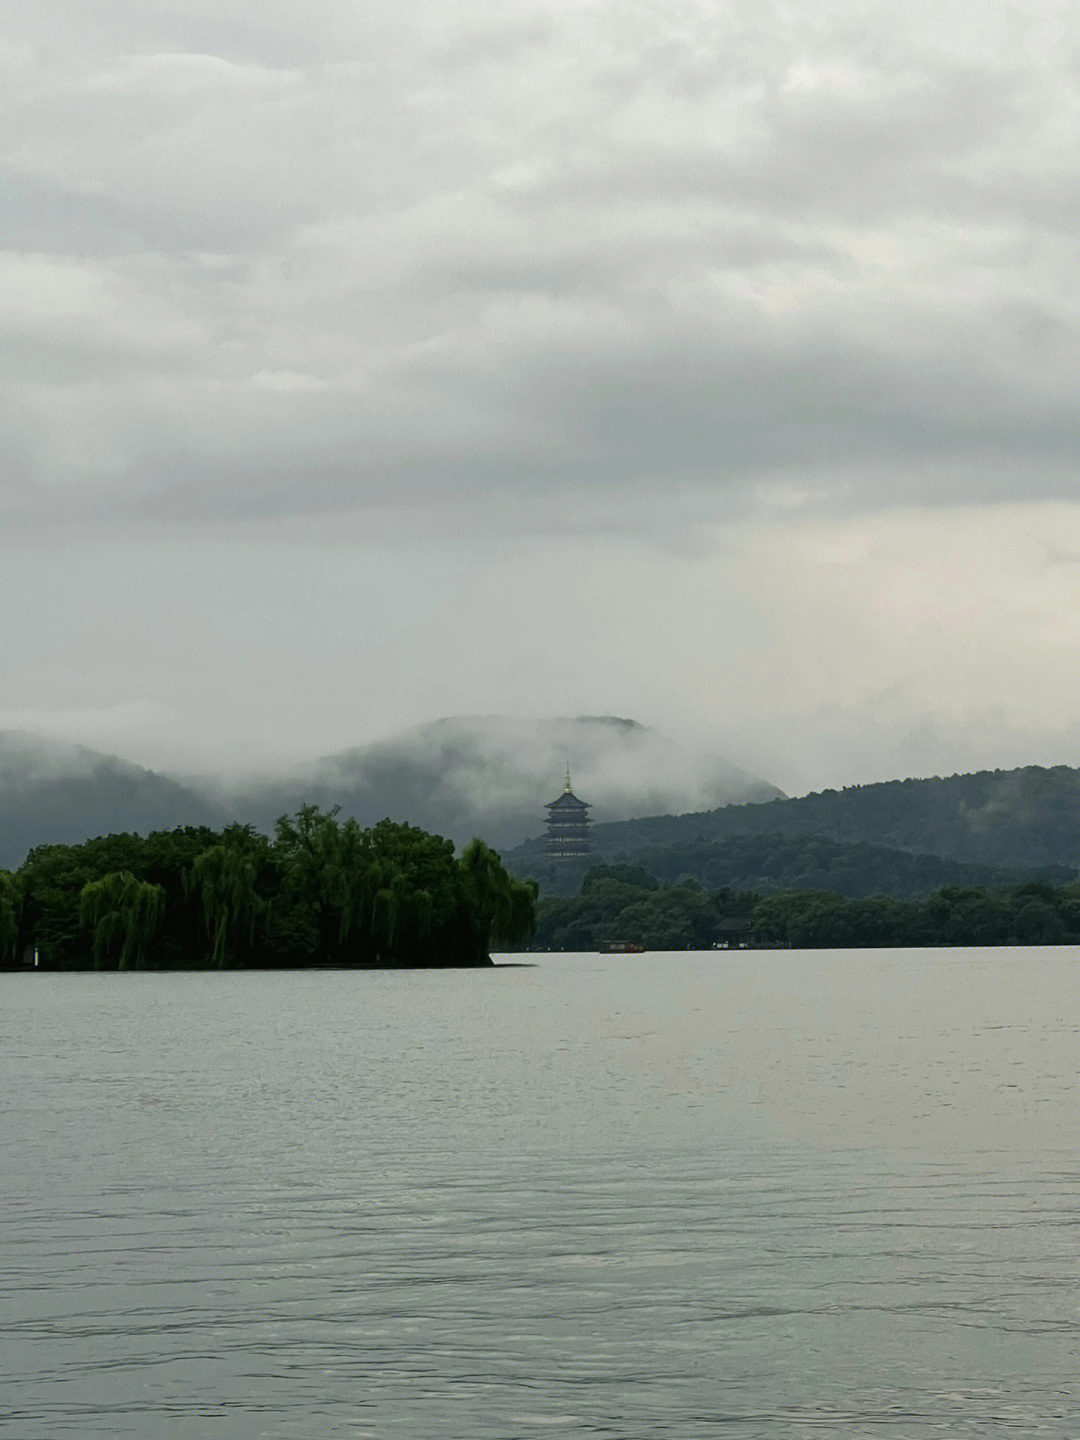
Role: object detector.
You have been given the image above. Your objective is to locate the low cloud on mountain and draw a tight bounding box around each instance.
[217,715,782,849]
[0,717,779,866]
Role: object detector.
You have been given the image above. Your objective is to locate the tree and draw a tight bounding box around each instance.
[269,808,506,965]
[581,864,658,894]
[79,871,166,969]
[13,812,530,968]
[187,826,267,966]
[0,870,21,965]
[459,838,537,951]
[926,887,1011,946]
[1012,898,1066,945]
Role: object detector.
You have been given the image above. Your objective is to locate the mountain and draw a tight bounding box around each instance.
[0,732,225,869]
[0,718,779,868]
[9,728,1080,899]
[503,763,1080,887]
[218,715,783,850]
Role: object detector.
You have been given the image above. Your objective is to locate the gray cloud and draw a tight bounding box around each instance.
[5,1,1080,787]
[5,0,1079,525]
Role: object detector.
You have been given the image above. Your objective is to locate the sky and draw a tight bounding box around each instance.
[4,0,1080,795]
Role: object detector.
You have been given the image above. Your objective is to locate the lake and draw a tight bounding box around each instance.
[3,951,1080,1438]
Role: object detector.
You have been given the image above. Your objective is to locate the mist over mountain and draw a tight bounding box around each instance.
[0,717,780,868]
[215,716,783,850]
[10,722,1080,898]
[0,731,224,869]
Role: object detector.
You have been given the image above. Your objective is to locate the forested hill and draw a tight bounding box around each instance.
[504,765,1080,881]
[511,831,1074,900]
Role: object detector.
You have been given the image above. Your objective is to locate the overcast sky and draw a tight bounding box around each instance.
[3,0,1080,793]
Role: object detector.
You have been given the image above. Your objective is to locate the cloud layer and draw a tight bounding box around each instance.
[4,1,1080,786]
[6,0,1080,523]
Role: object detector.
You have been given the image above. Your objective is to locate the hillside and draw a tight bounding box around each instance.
[509,831,1073,899]
[504,765,1080,891]
[0,717,778,867]
[0,733,225,869]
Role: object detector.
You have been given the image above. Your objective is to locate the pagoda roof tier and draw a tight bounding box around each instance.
[545,790,590,810]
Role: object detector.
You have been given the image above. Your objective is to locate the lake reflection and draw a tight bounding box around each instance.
[3,952,1080,1438]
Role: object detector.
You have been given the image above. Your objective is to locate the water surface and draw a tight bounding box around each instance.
[3,951,1080,1437]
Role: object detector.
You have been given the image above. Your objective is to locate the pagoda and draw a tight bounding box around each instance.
[544,765,593,861]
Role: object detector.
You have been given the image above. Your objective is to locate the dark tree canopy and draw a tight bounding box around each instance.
[531,867,1080,951]
[5,809,534,970]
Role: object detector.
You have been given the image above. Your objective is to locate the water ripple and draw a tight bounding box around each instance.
[4,955,1080,1437]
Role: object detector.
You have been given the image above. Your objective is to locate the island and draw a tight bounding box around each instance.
[0,807,537,970]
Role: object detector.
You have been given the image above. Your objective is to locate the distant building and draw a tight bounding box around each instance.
[544,765,593,861]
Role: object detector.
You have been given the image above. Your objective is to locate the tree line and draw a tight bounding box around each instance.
[512,831,1074,900]
[0,807,536,970]
[533,864,1080,950]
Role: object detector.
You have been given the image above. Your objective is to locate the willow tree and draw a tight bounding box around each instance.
[271,809,413,964]
[459,838,538,952]
[187,827,266,967]
[0,870,21,966]
[361,820,472,964]
[330,819,386,955]
[272,805,357,962]
[80,871,166,970]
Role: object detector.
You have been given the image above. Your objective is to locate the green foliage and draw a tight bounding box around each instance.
[535,874,755,951]
[19,827,220,968]
[512,830,1072,900]
[460,838,538,951]
[581,864,659,894]
[24,803,1080,962]
[187,825,267,967]
[0,870,22,965]
[14,810,531,969]
[79,871,166,970]
[508,766,1080,892]
[533,869,1080,951]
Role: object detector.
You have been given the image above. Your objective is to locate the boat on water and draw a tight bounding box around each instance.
[599,941,645,954]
